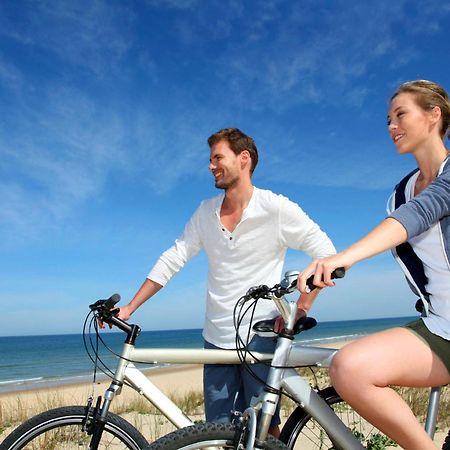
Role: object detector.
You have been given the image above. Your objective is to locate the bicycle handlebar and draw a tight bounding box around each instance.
[88,267,345,334]
[305,266,346,292]
[89,294,139,337]
[243,267,346,300]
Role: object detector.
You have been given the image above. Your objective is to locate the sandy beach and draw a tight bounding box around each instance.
[0,340,447,448]
[0,341,346,442]
[0,341,346,416]
[0,363,204,415]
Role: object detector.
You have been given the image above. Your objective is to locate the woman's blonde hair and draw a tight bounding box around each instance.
[391,80,450,139]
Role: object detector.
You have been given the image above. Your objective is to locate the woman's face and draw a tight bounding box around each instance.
[387,92,437,154]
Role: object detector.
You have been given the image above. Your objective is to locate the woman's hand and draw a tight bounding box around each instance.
[298,252,353,293]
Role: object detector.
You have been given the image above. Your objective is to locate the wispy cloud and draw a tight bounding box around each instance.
[0,82,217,244]
[0,54,24,90]
[145,0,200,10]
[0,0,133,75]
[201,0,450,111]
[0,83,129,243]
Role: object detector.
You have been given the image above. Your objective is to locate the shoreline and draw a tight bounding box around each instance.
[0,340,349,402]
[0,363,203,400]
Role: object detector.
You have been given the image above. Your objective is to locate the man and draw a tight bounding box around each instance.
[116,128,335,433]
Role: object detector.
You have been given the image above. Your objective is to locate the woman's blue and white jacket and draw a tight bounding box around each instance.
[387,156,450,319]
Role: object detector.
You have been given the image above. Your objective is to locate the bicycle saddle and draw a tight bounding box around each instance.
[253,316,317,335]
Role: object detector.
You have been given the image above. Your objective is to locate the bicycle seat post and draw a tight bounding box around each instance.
[424,386,441,438]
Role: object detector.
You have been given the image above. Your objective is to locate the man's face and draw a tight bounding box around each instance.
[209,140,241,190]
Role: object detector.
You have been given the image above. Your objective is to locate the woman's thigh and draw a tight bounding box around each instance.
[331,327,450,388]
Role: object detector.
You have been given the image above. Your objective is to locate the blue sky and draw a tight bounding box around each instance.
[1,0,449,336]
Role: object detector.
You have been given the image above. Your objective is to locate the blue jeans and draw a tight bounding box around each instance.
[203,335,280,426]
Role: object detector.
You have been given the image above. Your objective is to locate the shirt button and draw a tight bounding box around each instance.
[229,237,233,240]
[222,228,225,232]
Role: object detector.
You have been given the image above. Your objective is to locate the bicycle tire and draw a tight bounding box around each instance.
[280,386,398,449]
[146,422,289,449]
[443,429,450,450]
[0,405,149,450]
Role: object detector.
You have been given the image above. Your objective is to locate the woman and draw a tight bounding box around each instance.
[298,80,450,450]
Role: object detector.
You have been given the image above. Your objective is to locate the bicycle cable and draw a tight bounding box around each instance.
[232,289,326,404]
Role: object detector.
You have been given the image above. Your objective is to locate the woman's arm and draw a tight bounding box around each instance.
[298,217,408,293]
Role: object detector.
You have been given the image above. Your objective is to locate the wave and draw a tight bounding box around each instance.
[0,376,44,385]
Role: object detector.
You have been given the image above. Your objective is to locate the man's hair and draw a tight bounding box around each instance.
[207,128,259,175]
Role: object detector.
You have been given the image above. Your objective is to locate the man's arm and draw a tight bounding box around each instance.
[273,284,321,332]
[277,197,337,322]
[117,278,163,321]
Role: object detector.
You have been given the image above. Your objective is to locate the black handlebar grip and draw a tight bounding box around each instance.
[105,293,121,309]
[89,293,121,315]
[333,267,346,280]
[306,267,346,291]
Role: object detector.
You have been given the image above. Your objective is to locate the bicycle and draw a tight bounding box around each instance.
[146,269,449,450]
[0,270,447,449]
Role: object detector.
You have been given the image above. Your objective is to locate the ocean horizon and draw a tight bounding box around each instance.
[0,316,416,393]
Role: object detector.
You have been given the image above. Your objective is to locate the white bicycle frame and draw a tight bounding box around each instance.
[110,344,336,430]
[95,271,443,450]
[104,342,442,449]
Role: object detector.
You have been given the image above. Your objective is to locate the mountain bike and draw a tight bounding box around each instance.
[146,269,449,450]
[1,270,447,449]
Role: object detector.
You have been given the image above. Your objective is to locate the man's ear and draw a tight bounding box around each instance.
[240,150,251,171]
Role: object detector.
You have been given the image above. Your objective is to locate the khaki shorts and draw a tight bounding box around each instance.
[404,319,450,375]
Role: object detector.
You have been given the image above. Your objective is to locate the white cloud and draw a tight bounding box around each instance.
[208,0,449,112]
[144,0,200,10]
[0,54,24,90]
[0,84,130,243]
[0,0,133,75]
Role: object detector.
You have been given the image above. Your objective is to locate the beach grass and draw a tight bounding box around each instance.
[1,370,448,444]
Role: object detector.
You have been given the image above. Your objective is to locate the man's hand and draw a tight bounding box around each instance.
[116,304,133,321]
[273,307,307,333]
[98,304,133,329]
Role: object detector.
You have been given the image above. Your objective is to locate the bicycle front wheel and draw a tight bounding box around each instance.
[147,422,289,450]
[280,386,398,449]
[0,405,148,450]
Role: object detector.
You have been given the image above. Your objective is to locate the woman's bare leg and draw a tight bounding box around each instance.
[330,328,449,450]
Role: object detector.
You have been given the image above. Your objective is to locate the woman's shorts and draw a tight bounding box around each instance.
[404,319,450,375]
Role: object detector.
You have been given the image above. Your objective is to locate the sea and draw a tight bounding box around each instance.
[0,316,416,394]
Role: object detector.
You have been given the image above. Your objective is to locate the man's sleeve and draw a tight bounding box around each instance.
[279,196,336,259]
[147,206,203,286]
[389,162,450,239]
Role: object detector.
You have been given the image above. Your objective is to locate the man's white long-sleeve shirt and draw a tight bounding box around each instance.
[148,187,336,348]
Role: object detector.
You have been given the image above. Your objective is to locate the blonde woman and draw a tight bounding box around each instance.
[298,80,450,450]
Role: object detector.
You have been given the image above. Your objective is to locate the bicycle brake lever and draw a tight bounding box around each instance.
[246,285,270,299]
[89,294,121,311]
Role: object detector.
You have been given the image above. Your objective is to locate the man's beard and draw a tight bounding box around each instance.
[215,174,239,190]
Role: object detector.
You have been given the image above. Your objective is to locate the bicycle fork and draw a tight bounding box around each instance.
[84,380,123,449]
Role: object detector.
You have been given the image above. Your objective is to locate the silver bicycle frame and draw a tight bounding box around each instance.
[98,270,442,449]
[110,340,341,431]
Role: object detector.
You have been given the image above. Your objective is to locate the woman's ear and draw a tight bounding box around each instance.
[429,105,442,127]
